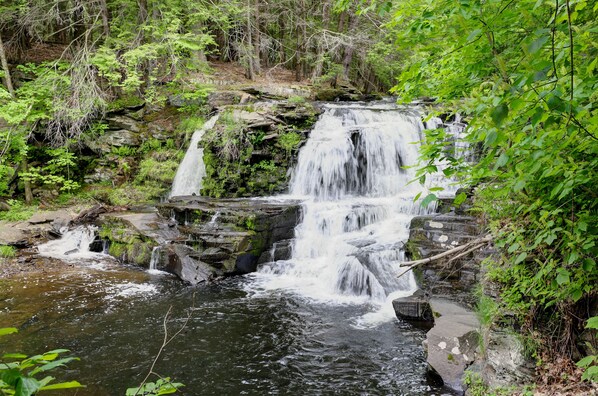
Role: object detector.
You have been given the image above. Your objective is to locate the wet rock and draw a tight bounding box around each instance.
[0,225,29,247]
[200,247,229,265]
[425,299,480,393]
[392,290,434,324]
[257,239,293,264]
[235,253,258,273]
[162,244,217,285]
[158,197,301,274]
[406,213,491,303]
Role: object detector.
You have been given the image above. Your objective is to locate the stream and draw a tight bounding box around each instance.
[0,263,440,395]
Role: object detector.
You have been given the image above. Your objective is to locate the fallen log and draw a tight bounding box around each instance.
[399,234,492,268]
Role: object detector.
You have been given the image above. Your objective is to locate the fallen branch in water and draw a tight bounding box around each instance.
[399,234,492,269]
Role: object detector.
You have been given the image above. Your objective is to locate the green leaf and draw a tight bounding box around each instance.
[421,193,437,208]
[586,316,598,329]
[491,104,509,125]
[556,270,570,285]
[583,258,596,271]
[3,353,28,359]
[30,357,78,376]
[494,153,509,168]
[467,29,482,41]
[39,381,84,391]
[454,192,467,206]
[577,355,596,368]
[527,35,549,54]
[508,243,520,253]
[514,252,527,264]
[513,180,526,192]
[15,377,40,396]
[0,328,18,336]
[571,288,583,302]
[577,221,588,232]
[581,365,598,381]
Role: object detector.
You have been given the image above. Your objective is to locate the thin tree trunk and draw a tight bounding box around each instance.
[245,0,255,80]
[99,0,110,37]
[311,1,331,81]
[342,15,359,80]
[0,33,14,95]
[20,159,33,204]
[253,0,261,74]
[0,33,32,203]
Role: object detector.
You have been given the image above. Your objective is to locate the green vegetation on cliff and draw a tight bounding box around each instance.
[353,0,597,384]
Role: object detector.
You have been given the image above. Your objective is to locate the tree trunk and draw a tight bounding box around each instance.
[1,33,32,203]
[311,1,331,81]
[253,0,261,74]
[342,14,359,80]
[0,33,14,96]
[245,0,255,80]
[99,0,110,37]
[20,159,33,204]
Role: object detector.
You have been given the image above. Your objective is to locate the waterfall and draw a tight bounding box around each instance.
[170,114,220,198]
[38,225,107,261]
[251,103,465,312]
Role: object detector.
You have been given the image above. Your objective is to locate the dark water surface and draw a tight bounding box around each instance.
[0,263,444,395]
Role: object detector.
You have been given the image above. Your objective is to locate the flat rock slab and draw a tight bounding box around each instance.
[426,298,479,393]
[105,211,181,243]
[0,209,74,246]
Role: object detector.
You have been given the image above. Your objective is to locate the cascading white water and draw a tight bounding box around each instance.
[169,114,220,197]
[38,225,107,262]
[251,103,465,319]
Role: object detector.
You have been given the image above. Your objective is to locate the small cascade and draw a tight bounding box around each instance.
[38,225,108,262]
[149,247,159,270]
[252,103,465,317]
[170,114,220,198]
[147,246,167,274]
[208,211,221,226]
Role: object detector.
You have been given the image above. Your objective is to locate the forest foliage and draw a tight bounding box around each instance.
[349,0,597,375]
[0,0,397,202]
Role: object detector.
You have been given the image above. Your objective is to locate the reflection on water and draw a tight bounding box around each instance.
[0,261,443,395]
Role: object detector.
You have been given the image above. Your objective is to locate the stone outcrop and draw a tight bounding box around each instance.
[424,299,480,393]
[392,289,434,324]
[405,212,491,304]
[0,209,74,248]
[399,202,534,394]
[157,196,301,275]
[201,100,322,197]
[480,330,535,388]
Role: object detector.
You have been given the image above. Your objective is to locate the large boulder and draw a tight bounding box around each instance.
[481,330,534,388]
[392,289,434,324]
[425,299,480,393]
[161,244,218,285]
[158,197,301,275]
[84,130,141,154]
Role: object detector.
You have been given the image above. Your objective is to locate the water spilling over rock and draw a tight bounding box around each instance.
[251,103,465,315]
[170,114,220,197]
